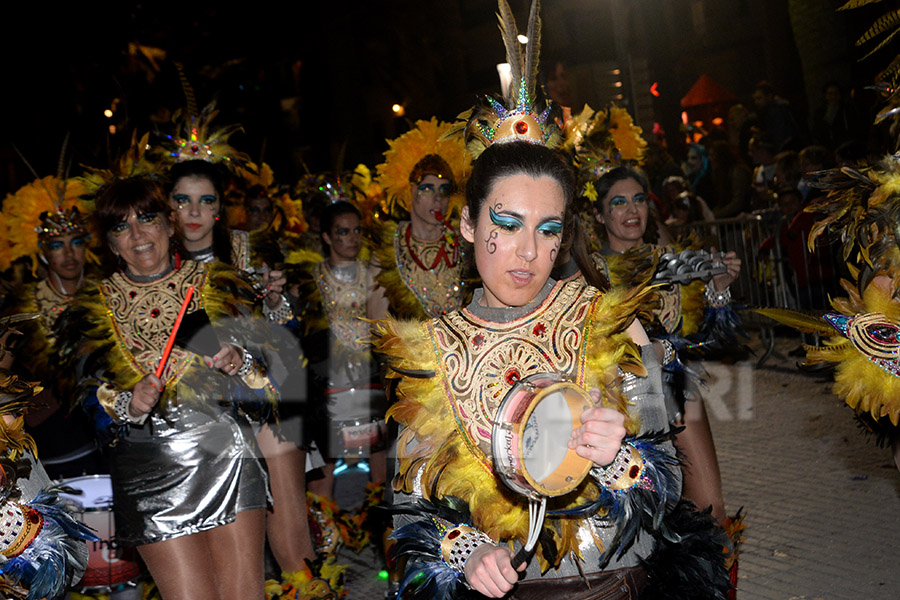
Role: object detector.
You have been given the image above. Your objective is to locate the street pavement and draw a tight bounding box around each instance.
[334,333,900,599]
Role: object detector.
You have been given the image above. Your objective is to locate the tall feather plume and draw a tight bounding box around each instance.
[497,0,522,99]
[524,0,542,103]
[175,61,199,121]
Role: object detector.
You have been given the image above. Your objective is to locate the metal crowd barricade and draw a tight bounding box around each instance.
[668,209,842,367]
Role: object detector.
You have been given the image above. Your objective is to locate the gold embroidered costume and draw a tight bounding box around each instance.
[313,259,370,354]
[376,279,671,572]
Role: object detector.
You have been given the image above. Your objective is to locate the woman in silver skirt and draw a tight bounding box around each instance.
[61,177,270,599]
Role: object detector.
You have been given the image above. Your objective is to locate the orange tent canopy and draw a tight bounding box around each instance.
[680,74,738,108]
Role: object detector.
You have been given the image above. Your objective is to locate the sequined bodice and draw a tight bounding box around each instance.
[314,260,369,352]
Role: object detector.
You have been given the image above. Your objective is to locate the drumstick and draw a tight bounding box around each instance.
[155,285,195,379]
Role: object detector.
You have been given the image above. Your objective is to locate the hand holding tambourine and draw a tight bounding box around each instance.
[568,390,627,467]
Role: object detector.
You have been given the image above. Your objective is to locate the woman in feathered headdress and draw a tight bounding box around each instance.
[0,174,108,479]
[368,117,472,321]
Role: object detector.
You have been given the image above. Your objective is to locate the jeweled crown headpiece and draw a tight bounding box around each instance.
[36,206,88,240]
[157,102,249,166]
[453,0,562,158]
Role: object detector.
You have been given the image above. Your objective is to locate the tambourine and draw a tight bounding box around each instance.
[491,373,595,568]
[492,373,594,500]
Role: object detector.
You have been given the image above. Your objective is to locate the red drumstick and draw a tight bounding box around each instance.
[155,285,195,379]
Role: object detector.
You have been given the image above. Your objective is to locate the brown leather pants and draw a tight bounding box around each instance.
[510,565,647,600]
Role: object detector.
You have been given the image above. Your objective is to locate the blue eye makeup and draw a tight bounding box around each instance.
[71,237,87,247]
[537,220,563,235]
[417,184,435,193]
[199,195,218,205]
[171,194,190,206]
[47,241,64,252]
[137,212,160,225]
[608,194,648,210]
[489,207,523,232]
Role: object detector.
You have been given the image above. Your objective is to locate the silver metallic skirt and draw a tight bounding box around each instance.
[110,403,268,546]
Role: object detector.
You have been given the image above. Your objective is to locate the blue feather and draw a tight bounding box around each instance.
[0,491,97,600]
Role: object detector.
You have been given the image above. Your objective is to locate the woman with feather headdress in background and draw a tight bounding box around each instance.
[0,167,108,481]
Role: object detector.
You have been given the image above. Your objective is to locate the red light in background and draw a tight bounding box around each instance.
[650,82,660,97]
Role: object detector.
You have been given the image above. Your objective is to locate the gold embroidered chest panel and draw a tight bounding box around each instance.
[314,259,369,353]
[655,285,682,334]
[394,221,465,318]
[100,261,206,384]
[33,279,71,334]
[427,280,599,468]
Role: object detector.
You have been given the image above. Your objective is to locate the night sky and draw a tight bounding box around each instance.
[0,1,886,197]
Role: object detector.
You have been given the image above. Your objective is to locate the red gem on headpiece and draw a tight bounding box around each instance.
[447,529,461,540]
[505,368,521,385]
[532,323,546,337]
[150,308,160,318]
[129,291,137,299]
[629,465,641,479]
[26,509,40,524]
[473,334,485,349]
[514,120,529,135]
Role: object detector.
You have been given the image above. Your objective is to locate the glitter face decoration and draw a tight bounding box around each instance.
[411,174,452,229]
[169,176,220,250]
[109,210,172,277]
[461,174,564,308]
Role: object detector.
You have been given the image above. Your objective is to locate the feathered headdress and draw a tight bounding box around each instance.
[565,104,648,203]
[804,153,900,295]
[231,162,308,234]
[153,101,249,167]
[0,176,92,274]
[839,0,900,132]
[449,0,562,158]
[375,117,469,215]
[81,131,162,197]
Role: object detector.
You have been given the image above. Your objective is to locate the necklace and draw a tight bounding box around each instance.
[49,270,83,297]
[404,223,458,270]
[124,261,175,283]
[186,246,215,264]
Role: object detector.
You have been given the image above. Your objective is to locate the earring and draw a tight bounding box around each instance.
[215,215,220,221]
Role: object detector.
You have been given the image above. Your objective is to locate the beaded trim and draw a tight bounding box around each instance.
[590,443,646,491]
[237,348,254,378]
[113,391,147,425]
[439,525,494,574]
[0,502,44,558]
[658,338,676,366]
[264,295,293,323]
[704,283,732,308]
